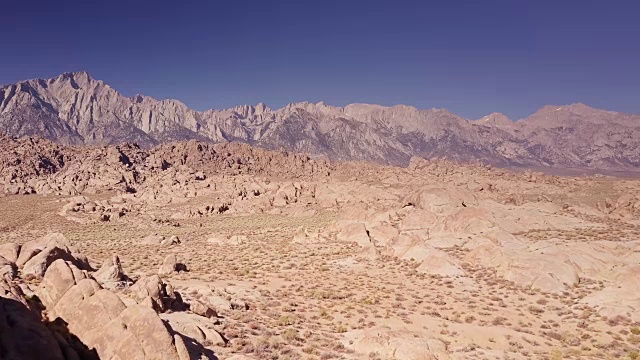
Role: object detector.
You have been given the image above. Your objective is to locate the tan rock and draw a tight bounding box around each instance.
[159,254,178,275]
[22,244,76,278]
[141,234,165,245]
[343,326,451,360]
[189,298,217,319]
[84,305,182,360]
[129,275,184,313]
[161,235,181,246]
[38,259,87,308]
[0,242,20,263]
[161,312,226,346]
[0,256,17,279]
[16,233,89,273]
[336,223,372,248]
[16,233,67,266]
[0,278,67,360]
[92,255,125,289]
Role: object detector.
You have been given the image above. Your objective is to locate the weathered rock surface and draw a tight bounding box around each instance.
[39,260,187,360]
[0,278,69,360]
[129,275,185,313]
[92,255,127,289]
[343,327,451,360]
[0,243,20,263]
[0,256,16,279]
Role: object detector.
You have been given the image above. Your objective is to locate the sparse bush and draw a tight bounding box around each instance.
[282,328,298,342]
[335,324,348,333]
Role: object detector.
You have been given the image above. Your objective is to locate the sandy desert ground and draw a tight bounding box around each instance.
[1,139,640,360]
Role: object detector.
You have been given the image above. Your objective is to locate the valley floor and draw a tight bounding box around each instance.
[2,156,640,360]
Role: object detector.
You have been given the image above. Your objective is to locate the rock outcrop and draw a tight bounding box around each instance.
[0,234,220,360]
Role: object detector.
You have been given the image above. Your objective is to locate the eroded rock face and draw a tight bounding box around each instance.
[16,233,89,274]
[129,275,185,313]
[0,256,17,280]
[581,265,640,321]
[332,181,625,296]
[159,254,179,276]
[161,312,227,347]
[343,327,451,360]
[92,255,127,289]
[22,244,84,278]
[336,223,373,249]
[0,243,20,263]
[0,278,68,360]
[39,260,186,360]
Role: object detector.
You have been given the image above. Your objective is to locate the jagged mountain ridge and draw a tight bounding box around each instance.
[1,71,639,170]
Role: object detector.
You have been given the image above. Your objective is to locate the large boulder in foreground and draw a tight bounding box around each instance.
[0,278,68,360]
[39,259,188,360]
[16,233,90,278]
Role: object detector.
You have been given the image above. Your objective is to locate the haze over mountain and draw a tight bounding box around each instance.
[1,71,639,170]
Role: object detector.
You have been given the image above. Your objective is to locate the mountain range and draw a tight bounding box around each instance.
[1,71,638,170]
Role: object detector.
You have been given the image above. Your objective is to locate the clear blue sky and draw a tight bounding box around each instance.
[1,0,638,119]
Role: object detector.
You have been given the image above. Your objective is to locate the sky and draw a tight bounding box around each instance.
[0,0,639,120]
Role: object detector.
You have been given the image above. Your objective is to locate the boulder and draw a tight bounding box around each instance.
[38,259,87,309]
[366,223,399,244]
[415,249,466,277]
[92,255,126,289]
[16,233,66,266]
[16,233,89,272]
[0,278,68,360]
[189,299,217,319]
[22,247,69,278]
[161,312,226,346]
[404,187,477,215]
[398,209,438,233]
[292,227,322,243]
[129,275,184,313]
[383,235,465,277]
[38,261,188,360]
[0,256,17,279]
[581,265,640,321]
[342,327,451,360]
[0,243,20,263]
[82,305,183,360]
[22,241,89,278]
[336,223,372,248]
[501,255,579,293]
[141,234,165,245]
[161,236,181,246]
[159,254,178,275]
[141,235,181,247]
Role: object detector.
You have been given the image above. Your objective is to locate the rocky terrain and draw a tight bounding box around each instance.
[1,72,639,171]
[1,136,640,359]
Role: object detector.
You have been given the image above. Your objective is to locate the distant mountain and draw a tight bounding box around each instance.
[1,71,639,170]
